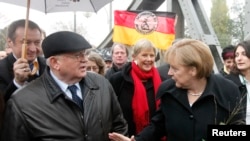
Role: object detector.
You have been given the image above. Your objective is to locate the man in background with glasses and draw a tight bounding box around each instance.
[1,31,128,141]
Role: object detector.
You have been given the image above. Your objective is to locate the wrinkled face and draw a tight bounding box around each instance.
[8,27,42,63]
[56,50,88,81]
[168,58,195,88]
[86,60,100,74]
[235,46,250,71]
[133,48,155,72]
[112,46,128,67]
[223,58,234,72]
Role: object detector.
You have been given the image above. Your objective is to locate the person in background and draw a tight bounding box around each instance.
[157,63,171,81]
[0,51,7,60]
[103,53,113,72]
[105,43,129,79]
[87,52,106,76]
[109,38,245,141]
[219,45,235,76]
[157,38,182,81]
[225,40,250,124]
[109,39,163,140]
[0,19,46,102]
[1,31,128,141]
[38,29,47,57]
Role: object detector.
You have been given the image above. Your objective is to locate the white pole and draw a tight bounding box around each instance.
[74,11,76,32]
[109,1,112,31]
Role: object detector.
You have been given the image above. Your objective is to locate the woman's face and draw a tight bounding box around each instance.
[133,48,155,72]
[235,46,250,72]
[168,58,195,89]
[224,57,234,72]
[86,60,100,74]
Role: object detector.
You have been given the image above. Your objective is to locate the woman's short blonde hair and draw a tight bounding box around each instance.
[132,38,157,56]
[165,39,214,78]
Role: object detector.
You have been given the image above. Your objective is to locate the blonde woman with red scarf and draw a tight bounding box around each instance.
[109,38,163,141]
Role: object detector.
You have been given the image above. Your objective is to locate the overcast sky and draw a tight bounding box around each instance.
[1,0,236,47]
[0,0,134,46]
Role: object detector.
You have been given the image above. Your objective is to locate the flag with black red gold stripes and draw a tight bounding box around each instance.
[113,10,176,50]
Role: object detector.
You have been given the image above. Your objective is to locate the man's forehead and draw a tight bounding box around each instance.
[114,47,126,52]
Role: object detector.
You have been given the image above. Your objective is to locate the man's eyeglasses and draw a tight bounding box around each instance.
[63,51,85,61]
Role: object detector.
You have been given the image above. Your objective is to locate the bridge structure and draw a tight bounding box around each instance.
[98,0,250,73]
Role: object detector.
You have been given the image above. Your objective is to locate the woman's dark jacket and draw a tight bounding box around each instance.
[109,62,159,137]
[135,74,245,141]
[225,73,247,117]
[1,67,128,141]
[225,73,247,95]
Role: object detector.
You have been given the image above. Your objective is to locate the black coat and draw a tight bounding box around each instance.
[224,73,247,115]
[0,53,46,101]
[225,73,243,87]
[105,63,122,80]
[135,74,245,141]
[1,68,128,141]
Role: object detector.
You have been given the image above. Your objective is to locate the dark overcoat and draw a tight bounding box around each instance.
[135,74,245,141]
[1,67,128,141]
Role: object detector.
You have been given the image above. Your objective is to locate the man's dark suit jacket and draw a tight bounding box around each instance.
[0,53,46,101]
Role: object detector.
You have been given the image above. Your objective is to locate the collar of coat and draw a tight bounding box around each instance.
[156,74,242,111]
[42,67,99,102]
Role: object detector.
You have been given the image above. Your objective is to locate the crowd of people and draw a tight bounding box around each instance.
[0,19,249,141]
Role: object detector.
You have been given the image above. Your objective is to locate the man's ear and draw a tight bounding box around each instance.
[49,56,60,70]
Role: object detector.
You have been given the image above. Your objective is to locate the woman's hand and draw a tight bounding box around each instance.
[109,132,136,141]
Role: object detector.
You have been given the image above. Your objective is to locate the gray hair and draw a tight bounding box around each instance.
[132,38,157,56]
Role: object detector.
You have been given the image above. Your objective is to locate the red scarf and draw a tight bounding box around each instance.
[131,61,161,134]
